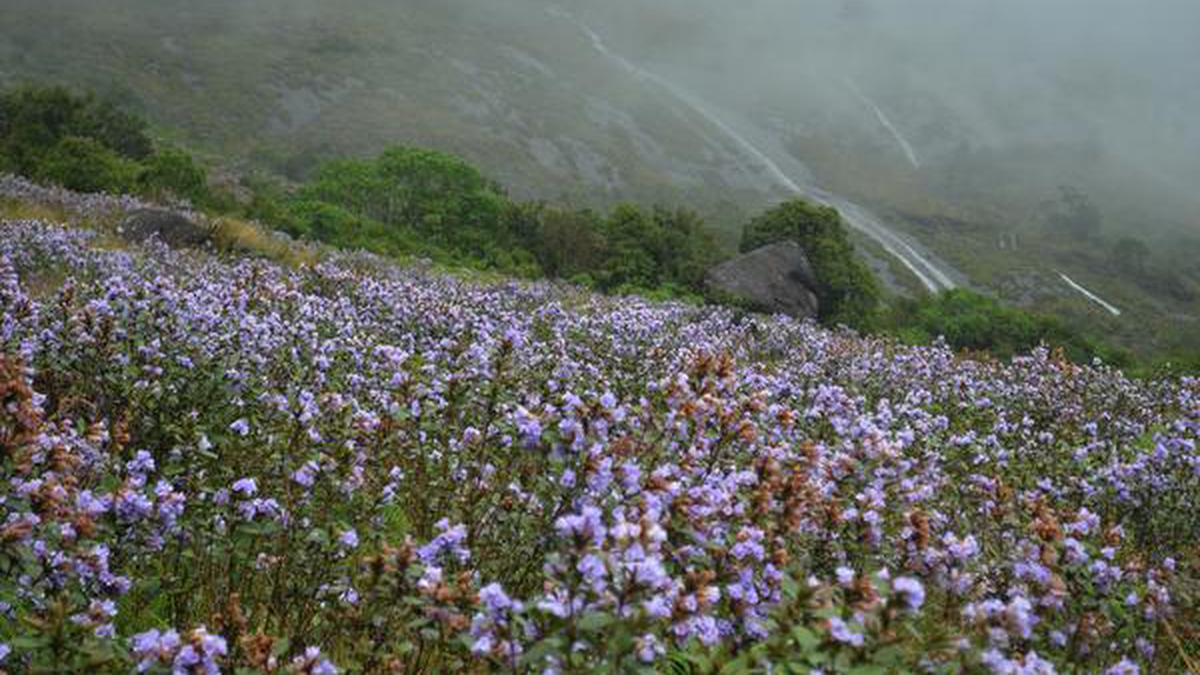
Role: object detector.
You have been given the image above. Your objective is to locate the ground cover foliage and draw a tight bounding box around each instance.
[0,185,1197,674]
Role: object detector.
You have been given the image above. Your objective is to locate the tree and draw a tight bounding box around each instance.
[740,198,880,327]
[0,85,151,175]
[599,204,660,290]
[651,207,720,288]
[886,288,1114,364]
[71,95,153,160]
[301,146,509,258]
[535,207,607,279]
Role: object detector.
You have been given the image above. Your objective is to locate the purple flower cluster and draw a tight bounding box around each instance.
[131,626,227,674]
[0,198,1195,673]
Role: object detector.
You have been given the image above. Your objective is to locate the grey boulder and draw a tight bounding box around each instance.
[120,209,210,248]
[705,241,820,319]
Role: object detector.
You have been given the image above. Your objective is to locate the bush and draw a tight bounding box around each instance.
[534,207,608,279]
[0,220,1193,672]
[0,85,216,204]
[294,147,723,288]
[301,147,510,255]
[34,135,138,193]
[886,288,1121,364]
[138,147,210,204]
[740,198,881,328]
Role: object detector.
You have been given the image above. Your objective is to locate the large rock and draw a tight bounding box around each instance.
[705,241,820,319]
[119,209,210,248]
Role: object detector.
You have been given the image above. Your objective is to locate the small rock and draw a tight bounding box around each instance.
[120,209,210,248]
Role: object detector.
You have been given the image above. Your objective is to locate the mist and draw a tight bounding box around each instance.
[1,0,1198,352]
[2,0,1198,299]
[571,0,1200,227]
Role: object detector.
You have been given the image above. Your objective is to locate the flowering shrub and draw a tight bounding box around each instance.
[0,194,1196,673]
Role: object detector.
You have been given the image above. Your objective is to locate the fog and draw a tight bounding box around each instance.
[4,0,1197,235]
[3,0,1198,349]
[563,0,1200,224]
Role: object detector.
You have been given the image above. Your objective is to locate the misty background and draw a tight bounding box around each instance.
[584,0,1200,224]
[1,0,1197,353]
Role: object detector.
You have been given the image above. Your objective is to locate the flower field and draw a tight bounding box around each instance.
[0,181,1197,673]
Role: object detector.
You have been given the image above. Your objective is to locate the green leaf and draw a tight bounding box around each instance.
[871,644,903,666]
[520,636,565,666]
[577,611,615,632]
[9,634,51,649]
[790,625,820,651]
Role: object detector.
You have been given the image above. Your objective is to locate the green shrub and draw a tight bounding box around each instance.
[34,135,138,193]
[885,288,1121,364]
[294,147,723,287]
[138,147,209,204]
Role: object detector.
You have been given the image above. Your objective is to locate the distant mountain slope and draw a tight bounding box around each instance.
[0,0,782,214]
[2,0,1196,356]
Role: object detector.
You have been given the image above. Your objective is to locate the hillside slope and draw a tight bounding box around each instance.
[0,178,1196,672]
[2,0,1196,357]
[0,0,779,212]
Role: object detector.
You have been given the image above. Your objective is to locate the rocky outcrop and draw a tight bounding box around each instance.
[705,241,820,319]
[119,209,211,248]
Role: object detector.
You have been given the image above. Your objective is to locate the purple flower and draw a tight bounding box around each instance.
[636,633,664,663]
[892,576,925,611]
[229,418,250,436]
[126,450,156,477]
[231,477,257,496]
[1106,659,1140,675]
[417,519,471,564]
[554,506,606,548]
[292,460,319,488]
[944,533,980,561]
[292,646,338,674]
[131,628,182,672]
[835,566,855,587]
[577,553,608,592]
[676,615,721,646]
[338,528,359,550]
[643,592,673,619]
[631,558,671,589]
[600,391,617,409]
[1005,596,1037,640]
[730,527,765,561]
[827,616,864,647]
[479,582,514,613]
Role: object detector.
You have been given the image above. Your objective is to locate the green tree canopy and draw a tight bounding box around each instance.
[0,85,152,175]
[34,136,137,194]
[299,147,514,261]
